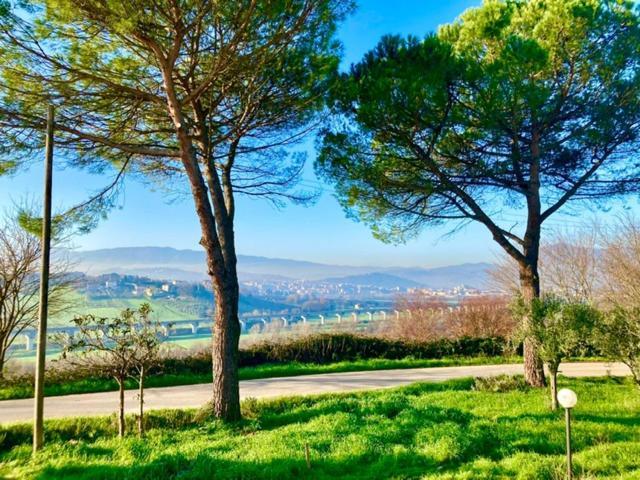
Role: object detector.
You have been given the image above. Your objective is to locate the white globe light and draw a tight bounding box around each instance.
[557,388,578,409]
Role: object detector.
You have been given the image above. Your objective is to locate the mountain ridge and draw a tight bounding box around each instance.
[69,247,494,289]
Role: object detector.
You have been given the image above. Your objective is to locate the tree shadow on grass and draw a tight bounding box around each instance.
[34,448,518,480]
[254,380,475,430]
[484,409,640,458]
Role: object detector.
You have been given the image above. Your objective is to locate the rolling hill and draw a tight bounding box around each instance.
[69,247,495,289]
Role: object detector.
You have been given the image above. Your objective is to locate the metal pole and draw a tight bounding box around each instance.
[33,105,54,454]
[565,407,572,480]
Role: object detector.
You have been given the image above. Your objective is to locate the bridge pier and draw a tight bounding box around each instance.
[23,333,34,351]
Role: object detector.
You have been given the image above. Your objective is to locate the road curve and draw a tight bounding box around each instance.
[0,362,630,424]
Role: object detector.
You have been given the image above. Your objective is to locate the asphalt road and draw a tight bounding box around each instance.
[0,362,630,424]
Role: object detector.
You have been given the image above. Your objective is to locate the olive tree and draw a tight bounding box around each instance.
[514,296,598,409]
[56,304,164,437]
[595,307,640,387]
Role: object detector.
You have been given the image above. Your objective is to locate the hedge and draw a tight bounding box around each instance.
[1,334,512,389]
[159,334,511,375]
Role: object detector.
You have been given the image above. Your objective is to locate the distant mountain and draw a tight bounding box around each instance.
[385,263,494,289]
[69,247,494,289]
[322,272,424,289]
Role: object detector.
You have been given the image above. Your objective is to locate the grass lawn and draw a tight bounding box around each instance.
[0,356,520,400]
[1,377,639,479]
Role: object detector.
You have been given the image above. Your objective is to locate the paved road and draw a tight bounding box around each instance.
[0,362,630,424]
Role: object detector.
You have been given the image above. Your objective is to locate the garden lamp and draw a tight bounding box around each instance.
[558,388,578,480]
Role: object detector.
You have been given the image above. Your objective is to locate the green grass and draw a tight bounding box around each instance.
[1,377,639,479]
[0,356,519,400]
[49,292,202,327]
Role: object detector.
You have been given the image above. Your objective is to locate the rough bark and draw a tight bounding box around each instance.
[211,276,241,421]
[519,132,546,388]
[157,58,242,420]
[519,261,546,388]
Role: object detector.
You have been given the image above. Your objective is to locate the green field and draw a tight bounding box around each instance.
[47,291,295,328]
[49,292,204,327]
[1,377,639,479]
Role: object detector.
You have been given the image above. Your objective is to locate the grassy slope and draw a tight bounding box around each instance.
[1,377,639,479]
[49,292,200,327]
[0,356,519,400]
[47,291,293,328]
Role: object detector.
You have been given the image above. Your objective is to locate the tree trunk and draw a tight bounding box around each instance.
[211,276,241,421]
[0,332,8,381]
[550,367,558,410]
[519,262,546,387]
[138,367,145,436]
[117,378,125,437]
[158,59,242,422]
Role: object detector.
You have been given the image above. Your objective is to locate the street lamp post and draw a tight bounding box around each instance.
[557,388,578,480]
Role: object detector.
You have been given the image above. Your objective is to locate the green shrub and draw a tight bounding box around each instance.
[472,375,529,393]
[236,334,510,367]
[148,334,511,376]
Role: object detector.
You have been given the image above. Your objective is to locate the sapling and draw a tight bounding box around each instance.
[56,303,164,436]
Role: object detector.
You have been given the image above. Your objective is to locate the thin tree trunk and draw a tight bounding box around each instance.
[550,368,558,410]
[519,263,546,387]
[0,348,5,381]
[138,367,144,436]
[211,277,241,421]
[0,332,8,381]
[117,378,125,437]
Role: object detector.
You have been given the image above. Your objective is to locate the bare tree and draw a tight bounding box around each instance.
[592,216,640,386]
[385,293,449,342]
[0,210,72,379]
[453,296,515,339]
[599,216,640,308]
[387,293,514,341]
[491,227,600,303]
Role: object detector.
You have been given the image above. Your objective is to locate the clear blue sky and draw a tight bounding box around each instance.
[0,0,629,267]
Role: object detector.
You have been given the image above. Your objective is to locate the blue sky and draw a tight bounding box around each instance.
[0,0,627,267]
